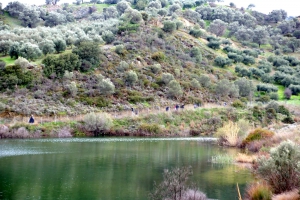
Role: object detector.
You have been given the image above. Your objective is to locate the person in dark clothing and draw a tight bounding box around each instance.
[29,115,34,123]
[180,105,185,109]
[175,104,179,110]
[166,107,169,111]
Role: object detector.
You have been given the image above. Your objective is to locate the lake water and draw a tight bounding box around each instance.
[0,138,252,200]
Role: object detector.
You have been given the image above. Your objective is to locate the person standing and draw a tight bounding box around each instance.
[29,115,34,124]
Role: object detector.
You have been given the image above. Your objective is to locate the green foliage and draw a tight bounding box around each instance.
[138,123,161,134]
[161,73,174,85]
[83,112,113,135]
[102,30,115,44]
[162,20,176,33]
[214,56,232,68]
[118,23,139,33]
[151,51,165,62]
[54,38,67,53]
[257,140,300,194]
[72,41,101,71]
[232,99,245,108]
[125,70,138,86]
[257,84,278,93]
[0,65,33,90]
[167,80,183,99]
[207,40,221,49]
[42,53,79,78]
[79,96,110,107]
[243,128,274,144]
[189,28,203,38]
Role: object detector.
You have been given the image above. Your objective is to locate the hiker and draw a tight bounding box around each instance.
[180,104,185,109]
[166,107,169,111]
[175,104,179,111]
[29,115,34,124]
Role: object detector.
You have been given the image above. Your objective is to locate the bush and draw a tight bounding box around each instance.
[189,28,203,38]
[138,123,161,135]
[162,20,176,33]
[245,182,272,200]
[167,80,183,98]
[214,56,232,68]
[243,128,274,145]
[83,112,113,136]
[151,51,165,61]
[257,140,300,194]
[207,40,221,49]
[232,99,245,108]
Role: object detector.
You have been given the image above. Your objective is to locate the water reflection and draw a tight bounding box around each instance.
[0,138,252,200]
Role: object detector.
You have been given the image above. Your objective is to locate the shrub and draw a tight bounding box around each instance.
[207,40,221,49]
[243,128,274,145]
[189,28,203,38]
[256,140,300,194]
[83,112,113,136]
[232,99,245,108]
[167,80,183,99]
[162,20,176,33]
[257,84,278,93]
[214,56,232,68]
[151,51,165,61]
[244,182,272,200]
[161,73,174,84]
[125,70,138,86]
[138,123,161,135]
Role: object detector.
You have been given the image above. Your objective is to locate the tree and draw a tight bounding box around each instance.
[247,4,255,10]
[208,19,227,37]
[234,27,254,42]
[19,43,42,61]
[253,26,269,47]
[167,80,183,99]
[116,1,130,14]
[9,42,20,59]
[150,166,208,200]
[284,88,292,99]
[287,37,300,53]
[293,30,300,39]
[102,30,115,44]
[66,81,77,97]
[162,20,176,33]
[215,79,232,98]
[18,7,41,28]
[72,41,101,68]
[98,76,115,95]
[234,78,254,99]
[0,40,12,56]
[39,40,55,55]
[54,38,66,53]
[267,9,287,23]
[214,56,232,68]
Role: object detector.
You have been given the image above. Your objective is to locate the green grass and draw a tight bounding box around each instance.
[277,85,300,105]
[0,56,16,65]
[3,11,22,27]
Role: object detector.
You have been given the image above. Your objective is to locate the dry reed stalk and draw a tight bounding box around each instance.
[272,189,299,200]
[224,121,240,146]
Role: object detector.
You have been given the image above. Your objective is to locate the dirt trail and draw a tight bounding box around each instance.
[6,103,225,125]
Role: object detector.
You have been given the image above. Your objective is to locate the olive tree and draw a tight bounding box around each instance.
[125,70,138,86]
[253,26,269,47]
[208,19,227,37]
[167,80,183,99]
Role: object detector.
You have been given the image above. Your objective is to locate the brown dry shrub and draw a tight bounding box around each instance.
[272,189,299,200]
[235,153,257,163]
[244,181,272,200]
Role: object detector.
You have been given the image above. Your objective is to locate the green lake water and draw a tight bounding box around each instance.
[0,138,253,200]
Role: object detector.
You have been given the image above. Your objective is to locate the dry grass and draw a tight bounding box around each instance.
[272,189,299,200]
[216,121,240,146]
[244,181,272,200]
[235,153,257,163]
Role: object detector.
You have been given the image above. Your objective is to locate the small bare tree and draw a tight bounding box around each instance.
[150,166,208,200]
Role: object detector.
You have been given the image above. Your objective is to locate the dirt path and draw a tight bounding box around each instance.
[6,103,225,125]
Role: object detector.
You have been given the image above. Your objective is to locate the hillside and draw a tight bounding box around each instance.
[0,0,299,127]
